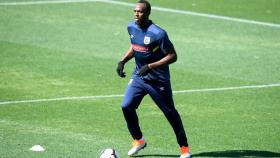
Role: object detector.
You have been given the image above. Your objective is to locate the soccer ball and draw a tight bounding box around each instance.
[100,148,120,158]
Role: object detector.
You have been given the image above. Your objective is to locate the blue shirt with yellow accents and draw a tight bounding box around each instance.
[128,20,174,82]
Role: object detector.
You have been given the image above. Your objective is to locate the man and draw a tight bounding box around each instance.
[116,1,191,158]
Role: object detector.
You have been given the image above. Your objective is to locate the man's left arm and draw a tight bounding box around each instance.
[149,49,177,69]
[138,49,177,76]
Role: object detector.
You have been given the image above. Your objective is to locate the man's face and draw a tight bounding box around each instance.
[134,3,149,25]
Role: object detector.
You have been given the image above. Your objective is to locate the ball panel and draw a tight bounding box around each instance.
[100,148,119,158]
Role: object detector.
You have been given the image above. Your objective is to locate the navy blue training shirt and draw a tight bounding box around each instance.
[128,21,174,81]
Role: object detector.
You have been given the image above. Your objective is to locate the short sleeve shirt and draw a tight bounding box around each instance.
[128,21,174,81]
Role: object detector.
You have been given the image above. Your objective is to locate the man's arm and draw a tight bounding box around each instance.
[148,49,177,69]
[116,46,134,77]
[138,48,177,76]
[120,45,134,63]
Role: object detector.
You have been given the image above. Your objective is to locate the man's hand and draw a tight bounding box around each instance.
[138,64,150,76]
[116,61,126,77]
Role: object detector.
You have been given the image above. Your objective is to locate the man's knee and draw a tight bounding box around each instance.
[121,96,141,110]
[162,107,178,118]
[121,99,133,110]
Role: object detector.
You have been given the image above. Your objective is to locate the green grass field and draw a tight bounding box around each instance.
[0,0,280,157]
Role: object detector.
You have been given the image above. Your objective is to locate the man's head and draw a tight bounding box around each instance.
[134,0,151,26]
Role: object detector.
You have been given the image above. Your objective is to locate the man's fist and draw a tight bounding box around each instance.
[116,61,126,77]
[138,64,150,76]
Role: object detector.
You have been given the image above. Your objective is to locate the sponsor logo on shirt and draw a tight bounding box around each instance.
[131,44,149,52]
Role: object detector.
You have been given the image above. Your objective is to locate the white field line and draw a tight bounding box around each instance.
[100,0,280,28]
[0,94,124,105]
[0,83,279,105]
[173,83,280,93]
[0,0,279,28]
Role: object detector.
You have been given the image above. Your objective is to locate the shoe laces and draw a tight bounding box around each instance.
[180,146,190,154]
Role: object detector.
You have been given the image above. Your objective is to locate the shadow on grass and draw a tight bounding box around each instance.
[133,150,280,157]
[192,150,280,157]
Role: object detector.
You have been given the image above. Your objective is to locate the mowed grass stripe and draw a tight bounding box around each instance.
[0,0,280,28]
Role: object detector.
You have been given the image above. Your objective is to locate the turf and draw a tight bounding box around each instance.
[0,0,280,158]
[124,0,280,24]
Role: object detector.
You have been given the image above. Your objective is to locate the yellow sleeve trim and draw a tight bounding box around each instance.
[153,46,160,52]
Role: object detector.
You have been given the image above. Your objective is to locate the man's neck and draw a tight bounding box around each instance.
[138,20,152,29]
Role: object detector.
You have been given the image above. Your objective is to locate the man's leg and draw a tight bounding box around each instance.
[146,81,190,158]
[121,77,147,156]
[146,81,189,147]
[121,78,146,140]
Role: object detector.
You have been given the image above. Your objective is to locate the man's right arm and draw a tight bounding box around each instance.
[116,46,134,77]
[120,45,134,63]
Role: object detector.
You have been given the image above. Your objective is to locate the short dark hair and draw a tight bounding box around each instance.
[138,0,151,15]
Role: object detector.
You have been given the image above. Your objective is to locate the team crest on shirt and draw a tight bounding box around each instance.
[144,36,151,45]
